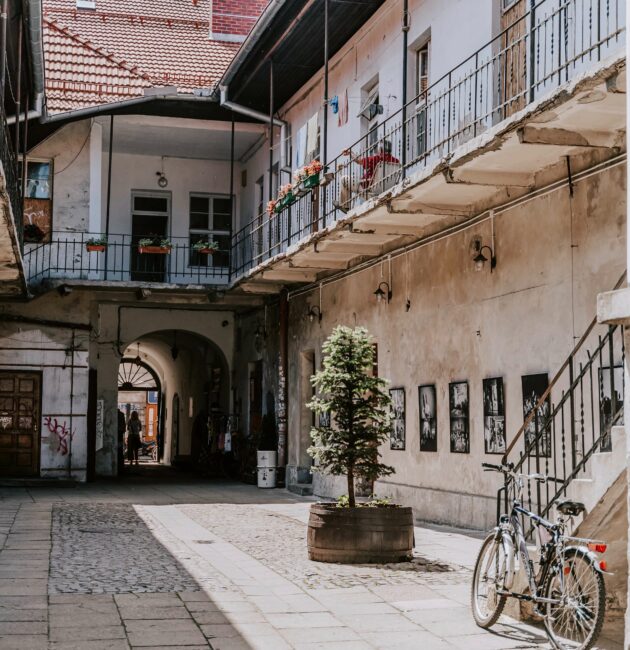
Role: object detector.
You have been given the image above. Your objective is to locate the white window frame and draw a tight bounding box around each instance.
[188,192,231,268]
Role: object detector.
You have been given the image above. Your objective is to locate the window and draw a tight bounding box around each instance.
[21,159,53,243]
[189,194,231,268]
[416,43,430,158]
[416,44,430,98]
[502,0,520,11]
[359,82,382,150]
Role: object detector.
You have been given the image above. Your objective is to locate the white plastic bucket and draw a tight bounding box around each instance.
[257,466,277,488]
[257,450,277,468]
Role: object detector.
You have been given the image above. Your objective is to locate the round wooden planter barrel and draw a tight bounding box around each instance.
[307,504,414,564]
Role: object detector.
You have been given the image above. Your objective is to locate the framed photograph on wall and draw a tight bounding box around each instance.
[449,381,469,453]
[483,377,505,455]
[521,373,551,457]
[389,387,406,450]
[418,384,437,452]
[598,365,624,451]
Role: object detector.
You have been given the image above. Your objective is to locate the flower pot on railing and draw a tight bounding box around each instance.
[197,248,216,255]
[138,245,171,254]
[86,244,107,253]
[303,172,320,189]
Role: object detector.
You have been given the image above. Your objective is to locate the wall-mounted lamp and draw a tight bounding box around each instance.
[307,305,322,323]
[374,281,392,303]
[156,171,168,188]
[473,243,496,273]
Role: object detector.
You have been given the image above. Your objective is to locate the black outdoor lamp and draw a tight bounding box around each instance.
[473,245,497,273]
[307,305,322,323]
[374,281,392,303]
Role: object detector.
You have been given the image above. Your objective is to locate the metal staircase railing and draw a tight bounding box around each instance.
[500,273,626,524]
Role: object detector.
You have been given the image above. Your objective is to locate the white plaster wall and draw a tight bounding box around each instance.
[287,164,626,529]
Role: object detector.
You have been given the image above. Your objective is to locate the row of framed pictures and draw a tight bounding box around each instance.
[389,374,551,454]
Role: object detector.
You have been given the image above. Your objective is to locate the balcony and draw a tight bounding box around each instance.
[232,0,626,288]
[23,232,230,290]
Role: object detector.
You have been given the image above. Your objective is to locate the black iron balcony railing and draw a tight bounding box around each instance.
[0,105,23,246]
[23,232,230,285]
[231,0,625,279]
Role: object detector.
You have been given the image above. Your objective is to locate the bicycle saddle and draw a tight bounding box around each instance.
[556,500,586,517]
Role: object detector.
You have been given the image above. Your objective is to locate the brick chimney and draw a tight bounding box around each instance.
[210,0,268,43]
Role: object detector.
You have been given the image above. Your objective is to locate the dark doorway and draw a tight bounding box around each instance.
[130,193,170,282]
[0,372,41,477]
[249,360,263,438]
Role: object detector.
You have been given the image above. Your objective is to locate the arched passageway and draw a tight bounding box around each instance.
[116,329,230,475]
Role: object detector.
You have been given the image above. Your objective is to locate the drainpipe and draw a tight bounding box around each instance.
[268,60,274,249]
[6,93,43,124]
[20,92,28,196]
[401,0,409,174]
[229,113,235,283]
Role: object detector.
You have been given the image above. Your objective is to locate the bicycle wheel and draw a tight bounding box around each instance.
[542,548,606,650]
[471,532,508,628]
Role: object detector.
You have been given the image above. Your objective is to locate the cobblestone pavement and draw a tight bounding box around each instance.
[0,477,621,650]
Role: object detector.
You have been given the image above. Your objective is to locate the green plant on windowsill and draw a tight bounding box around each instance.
[192,239,220,254]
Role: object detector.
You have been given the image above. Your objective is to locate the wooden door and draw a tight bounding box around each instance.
[0,372,41,477]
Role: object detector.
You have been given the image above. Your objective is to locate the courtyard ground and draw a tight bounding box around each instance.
[0,473,621,650]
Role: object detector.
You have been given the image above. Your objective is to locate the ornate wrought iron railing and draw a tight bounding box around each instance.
[499,272,626,526]
[231,0,625,279]
[23,232,230,285]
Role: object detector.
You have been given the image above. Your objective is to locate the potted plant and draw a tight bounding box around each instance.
[24,223,45,243]
[267,200,277,216]
[257,399,278,489]
[192,239,219,255]
[276,183,295,211]
[85,236,107,252]
[307,326,413,563]
[293,167,309,197]
[138,235,172,254]
[303,159,323,189]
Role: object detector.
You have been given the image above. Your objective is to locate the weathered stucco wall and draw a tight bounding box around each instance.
[286,164,626,529]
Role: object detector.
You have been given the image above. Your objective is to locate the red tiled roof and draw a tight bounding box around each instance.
[42,0,245,115]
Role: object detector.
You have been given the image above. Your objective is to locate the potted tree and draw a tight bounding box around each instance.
[85,236,107,252]
[257,395,278,488]
[138,235,172,254]
[307,326,413,563]
[192,239,219,255]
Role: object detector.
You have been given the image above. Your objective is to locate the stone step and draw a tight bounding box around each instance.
[287,483,313,496]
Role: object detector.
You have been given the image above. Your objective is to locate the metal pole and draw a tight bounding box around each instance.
[323,0,329,167]
[528,0,536,103]
[401,0,409,174]
[104,115,114,280]
[229,114,235,283]
[14,18,23,161]
[0,0,7,103]
[21,92,28,197]
[268,59,274,254]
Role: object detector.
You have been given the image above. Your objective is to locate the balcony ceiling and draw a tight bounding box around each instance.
[99,115,265,162]
[228,0,387,113]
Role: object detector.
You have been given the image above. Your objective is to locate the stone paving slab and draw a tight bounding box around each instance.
[0,480,622,649]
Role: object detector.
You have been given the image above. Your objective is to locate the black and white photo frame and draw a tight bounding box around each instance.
[389,387,406,450]
[418,384,437,452]
[449,381,469,453]
[483,377,506,455]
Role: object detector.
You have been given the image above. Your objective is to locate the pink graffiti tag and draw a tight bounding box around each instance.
[43,416,75,456]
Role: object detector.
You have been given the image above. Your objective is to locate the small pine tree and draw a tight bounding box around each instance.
[307,326,394,507]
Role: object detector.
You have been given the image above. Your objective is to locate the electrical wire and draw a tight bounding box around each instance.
[54,120,94,175]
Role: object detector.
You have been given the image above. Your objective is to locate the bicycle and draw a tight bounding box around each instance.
[471,462,609,650]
